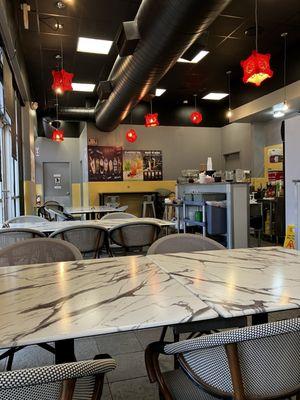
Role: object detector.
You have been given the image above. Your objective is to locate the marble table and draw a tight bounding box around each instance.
[9,218,175,234]
[64,206,124,220]
[0,256,216,349]
[149,247,300,318]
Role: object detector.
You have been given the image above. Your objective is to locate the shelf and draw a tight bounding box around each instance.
[184,219,205,227]
[183,201,205,207]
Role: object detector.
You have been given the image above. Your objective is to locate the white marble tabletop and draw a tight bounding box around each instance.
[9,218,175,233]
[65,206,120,214]
[149,247,300,318]
[0,256,217,349]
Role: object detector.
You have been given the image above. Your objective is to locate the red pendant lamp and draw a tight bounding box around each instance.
[145,113,159,127]
[52,69,74,94]
[241,0,273,87]
[126,128,137,143]
[145,99,159,127]
[52,129,64,142]
[190,94,203,125]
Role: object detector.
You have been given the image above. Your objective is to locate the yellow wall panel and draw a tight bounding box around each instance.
[88,180,176,206]
[71,184,81,207]
[24,181,36,215]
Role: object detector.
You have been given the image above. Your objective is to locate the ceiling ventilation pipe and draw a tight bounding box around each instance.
[55,0,230,131]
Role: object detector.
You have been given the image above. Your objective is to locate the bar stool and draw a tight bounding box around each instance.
[142,195,156,218]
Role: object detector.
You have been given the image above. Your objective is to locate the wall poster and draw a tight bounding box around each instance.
[123,151,144,181]
[88,146,123,181]
[143,150,163,181]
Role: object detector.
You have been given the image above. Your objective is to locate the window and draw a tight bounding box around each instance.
[0,47,21,223]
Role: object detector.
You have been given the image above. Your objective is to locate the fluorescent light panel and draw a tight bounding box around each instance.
[77,37,113,54]
[155,88,166,96]
[72,83,95,92]
[202,92,228,100]
[178,50,209,64]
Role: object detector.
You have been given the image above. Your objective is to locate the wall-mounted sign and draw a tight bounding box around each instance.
[143,150,163,181]
[123,151,144,181]
[88,137,98,146]
[88,146,123,182]
[88,147,163,182]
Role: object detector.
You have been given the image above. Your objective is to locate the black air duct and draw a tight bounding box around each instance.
[55,0,230,131]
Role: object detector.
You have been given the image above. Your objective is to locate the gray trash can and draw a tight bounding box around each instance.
[206,201,227,235]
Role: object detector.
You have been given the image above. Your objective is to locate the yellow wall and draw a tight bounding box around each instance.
[88,180,176,206]
[24,181,36,215]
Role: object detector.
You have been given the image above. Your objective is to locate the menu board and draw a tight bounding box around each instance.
[143,150,163,181]
[88,146,123,182]
[88,146,163,182]
[123,151,144,181]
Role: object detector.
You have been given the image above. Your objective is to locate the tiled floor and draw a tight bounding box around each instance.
[1,313,299,399]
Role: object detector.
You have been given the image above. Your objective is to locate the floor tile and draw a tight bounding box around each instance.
[74,337,100,360]
[107,351,147,383]
[102,383,113,400]
[135,327,165,349]
[11,345,54,370]
[109,376,159,400]
[95,332,143,356]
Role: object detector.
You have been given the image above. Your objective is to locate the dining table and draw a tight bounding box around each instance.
[0,246,299,363]
[64,206,127,220]
[8,217,175,234]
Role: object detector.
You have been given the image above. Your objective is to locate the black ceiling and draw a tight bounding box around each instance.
[11,0,300,124]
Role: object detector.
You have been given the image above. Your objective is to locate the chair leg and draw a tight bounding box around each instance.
[7,353,14,371]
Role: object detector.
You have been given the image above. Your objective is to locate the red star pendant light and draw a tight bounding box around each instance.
[52,129,64,142]
[145,113,159,127]
[145,99,159,127]
[241,51,273,87]
[126,129,137,143]
[52,69,74,94]
[241,0,273,87]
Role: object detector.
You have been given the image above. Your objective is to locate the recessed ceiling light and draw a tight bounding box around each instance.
[54,23,63,30]
[155,88,166,97]
[202,92,228,100]
[77,37,113,55]
[56,1,66,9]
[273,110,284,118]
[72,83,96,92]
[178,50,209,64]
[183,100,188,104]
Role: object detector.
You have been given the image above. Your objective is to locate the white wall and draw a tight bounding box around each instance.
[285,115,300,230]
[221,123,252,170]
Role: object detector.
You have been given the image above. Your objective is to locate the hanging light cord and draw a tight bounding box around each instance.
[55,94,59,122]
[194,94,197,110]
[150,99,153,114]
[255,0,258,52]
[227,72,231,111]
[60,38,64,70]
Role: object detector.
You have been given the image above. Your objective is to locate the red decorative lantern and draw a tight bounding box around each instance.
[126,129,137,143]
[51,69,74,94]
[145,113,159,127]
[241,50,273,87]
[190,111,203,125]
[52,129,64,142]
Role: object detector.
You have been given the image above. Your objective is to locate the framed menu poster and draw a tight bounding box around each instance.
[88,146,123,181]
[143,150,163,181]
[123,151,144,181]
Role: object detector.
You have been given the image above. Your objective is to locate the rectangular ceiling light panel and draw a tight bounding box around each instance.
[72,83,96,92]
[202,92,228,100]
[178,50,209,64]
[155,88,166,96]
[77,37,113,54]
